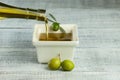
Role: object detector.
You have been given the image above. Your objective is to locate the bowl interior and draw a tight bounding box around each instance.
[34,24,78,41]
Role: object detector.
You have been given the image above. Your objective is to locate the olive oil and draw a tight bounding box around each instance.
[45,18,49,40]
[39,33,72,41]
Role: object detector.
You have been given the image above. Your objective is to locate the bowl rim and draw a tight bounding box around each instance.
[32,24,79,46]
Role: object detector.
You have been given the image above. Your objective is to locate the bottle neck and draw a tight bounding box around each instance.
[0,7,46,21]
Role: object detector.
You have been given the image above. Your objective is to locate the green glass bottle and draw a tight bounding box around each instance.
[0,2,46,21]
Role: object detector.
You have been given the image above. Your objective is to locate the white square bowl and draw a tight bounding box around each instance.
[32,24,79,63]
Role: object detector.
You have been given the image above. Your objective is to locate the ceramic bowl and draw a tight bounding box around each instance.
[32,24,79,63]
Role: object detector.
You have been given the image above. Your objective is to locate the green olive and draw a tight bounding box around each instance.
[61,60,74,71]
[48,57,61,70]
[51,22,60,31]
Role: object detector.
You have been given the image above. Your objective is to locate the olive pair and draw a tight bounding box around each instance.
[48,58,74,71]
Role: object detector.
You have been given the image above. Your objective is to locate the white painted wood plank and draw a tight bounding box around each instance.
[0,9,120,29]
[0,48,120,72]
[0,29,34,48]
[78,28,120,48]
[0,0,120,9]
[0,71,120,80]
[75,48,120,72]
[0,28,120,48]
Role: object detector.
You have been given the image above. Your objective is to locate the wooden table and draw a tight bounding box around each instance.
[0,0,120,80]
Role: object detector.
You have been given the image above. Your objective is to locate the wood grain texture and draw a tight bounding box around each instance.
[0,28,120,48]
[1,9,120,29]
[0,48,120,72]
[0,0,120,9]
[0,48,120,79]
[0,0,120,80]
[0,71,120,80]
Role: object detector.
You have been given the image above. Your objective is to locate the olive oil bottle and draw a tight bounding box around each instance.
[0,2,68,41]
[0,2,49,40]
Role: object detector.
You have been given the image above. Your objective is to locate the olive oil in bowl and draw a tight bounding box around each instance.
[39,33,72,41]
